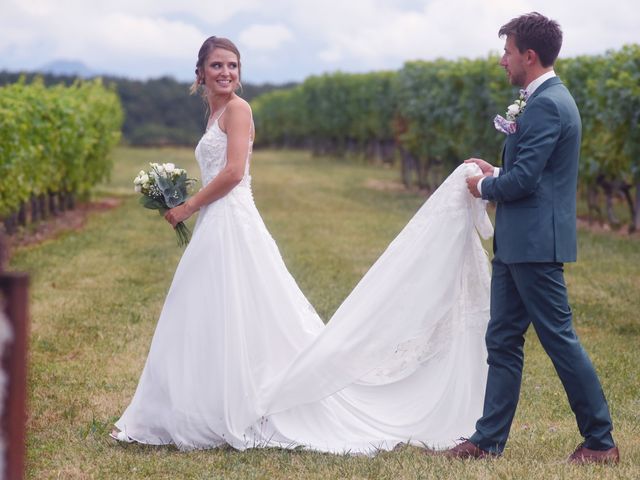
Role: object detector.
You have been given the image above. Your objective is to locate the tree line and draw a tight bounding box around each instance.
[251,45,640,232]
[0,71,294,147]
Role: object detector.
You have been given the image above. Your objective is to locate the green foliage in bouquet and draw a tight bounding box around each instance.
[134,163,197,246]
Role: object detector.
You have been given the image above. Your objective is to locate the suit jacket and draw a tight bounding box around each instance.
[481,77,581,263]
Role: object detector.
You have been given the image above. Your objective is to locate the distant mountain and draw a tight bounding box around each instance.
[39,60,97,78]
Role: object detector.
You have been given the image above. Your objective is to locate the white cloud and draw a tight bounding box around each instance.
[283,0,640,74]
[15,0,55,16]
[318,47,343,63]
[93,14,205,58]
[0,2,208,77]
[0,0,638,82]
[527,1,640,57]
[20,0,263,25]
[238,24,294,51]
[291,0,529,68]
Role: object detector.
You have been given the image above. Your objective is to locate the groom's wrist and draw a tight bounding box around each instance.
[477,170,498,197]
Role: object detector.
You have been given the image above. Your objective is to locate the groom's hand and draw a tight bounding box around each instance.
[464,158,494,176]
[466,175,483,198]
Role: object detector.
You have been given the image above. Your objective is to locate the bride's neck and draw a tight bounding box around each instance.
[208,93,234,116]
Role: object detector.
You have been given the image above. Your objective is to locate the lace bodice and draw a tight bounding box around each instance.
[194,117,252,188]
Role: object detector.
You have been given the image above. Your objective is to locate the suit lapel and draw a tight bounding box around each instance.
[501,78,563,172]
[502,77,563,171]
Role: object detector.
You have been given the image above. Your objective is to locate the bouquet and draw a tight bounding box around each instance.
[134,163,197,246]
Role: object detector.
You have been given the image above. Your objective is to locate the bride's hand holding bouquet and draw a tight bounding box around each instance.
[133,162,197,246]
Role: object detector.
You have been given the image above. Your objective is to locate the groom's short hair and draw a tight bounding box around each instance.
[499,12,562,68]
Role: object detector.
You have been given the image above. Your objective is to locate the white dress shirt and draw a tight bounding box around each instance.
[477,70,557,195]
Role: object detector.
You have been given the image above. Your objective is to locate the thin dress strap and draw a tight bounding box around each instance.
[205,105,228,132]
[213,105,228,124]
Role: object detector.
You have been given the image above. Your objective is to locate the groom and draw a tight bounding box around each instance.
[448,12,619,464]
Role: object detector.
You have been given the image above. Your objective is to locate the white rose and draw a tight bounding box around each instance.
[141,173,149,184]
[157,165,165,174]
[507,104,520,117]
[134,185,142,193]
[133,176,141,185]
[139,170,146,176]
[164,163,175,173]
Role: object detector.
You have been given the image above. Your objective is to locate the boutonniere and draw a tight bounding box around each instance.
[494,89,528,135]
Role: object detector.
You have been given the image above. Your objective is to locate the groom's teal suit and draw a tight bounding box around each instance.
[470,77,615,453]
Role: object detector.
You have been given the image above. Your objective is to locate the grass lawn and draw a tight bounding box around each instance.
[10,146,640,479]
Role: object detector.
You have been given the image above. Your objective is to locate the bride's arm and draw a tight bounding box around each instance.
[165,100,252,227]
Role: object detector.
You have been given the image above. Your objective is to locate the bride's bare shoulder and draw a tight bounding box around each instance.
[226,96,252,115]
[220,97,252,133]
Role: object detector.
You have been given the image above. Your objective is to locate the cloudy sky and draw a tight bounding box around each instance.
[1,0,639,84]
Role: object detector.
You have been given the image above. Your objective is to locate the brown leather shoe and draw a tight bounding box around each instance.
[568,443,620,465]
[431,439,499,459]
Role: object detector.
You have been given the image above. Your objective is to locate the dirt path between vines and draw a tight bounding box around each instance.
[3,197,122,255]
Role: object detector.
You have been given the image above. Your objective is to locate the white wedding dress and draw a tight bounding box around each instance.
[114,113,493,453]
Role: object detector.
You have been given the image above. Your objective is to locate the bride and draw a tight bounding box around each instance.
[111,36,493,453]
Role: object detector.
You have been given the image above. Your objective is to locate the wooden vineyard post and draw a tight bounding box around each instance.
[0,234,29,480]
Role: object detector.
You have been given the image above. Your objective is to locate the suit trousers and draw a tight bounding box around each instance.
[469,257,615,453]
